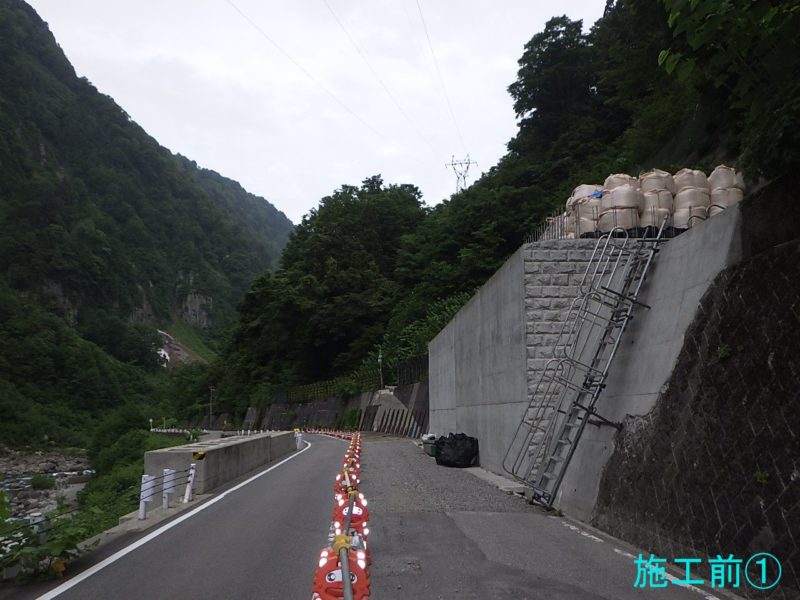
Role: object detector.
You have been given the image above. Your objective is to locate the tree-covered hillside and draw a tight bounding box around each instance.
[0,0,293,337]
[0,0,293,446]
[208,0,798,419]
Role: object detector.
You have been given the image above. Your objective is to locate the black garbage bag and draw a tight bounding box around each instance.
[435,433,479,468]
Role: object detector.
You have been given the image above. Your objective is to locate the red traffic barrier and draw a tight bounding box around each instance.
[312,547,370,599]
[333,472,360,493]
[332,493,370,526]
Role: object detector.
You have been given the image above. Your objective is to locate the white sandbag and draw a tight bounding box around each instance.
[674,187,710,210]
[601,184,644,211]
[642,189,673,212]
[575,197,602,221]
[571,184,603,200]
[674,168,708,192]
[640,207,672,228]
[711,186,744,208]
[708,187,744,218]
[576,217,597,236]
[708,206,725,218]
[673,206,707,229]
[597,208,640,232]
[604,173,639,190]
[639,169,676,194]
[708,165,745,191]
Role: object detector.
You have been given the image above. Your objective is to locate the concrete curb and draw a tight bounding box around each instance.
[79,494,213,552]
[463,467,526,494]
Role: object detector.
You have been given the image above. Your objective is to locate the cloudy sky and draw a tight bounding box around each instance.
[28,0,605,224]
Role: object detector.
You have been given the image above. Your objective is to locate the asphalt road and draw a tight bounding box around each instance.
[28,434,348,600]
[361,436,740,600]
[6,434,745,600]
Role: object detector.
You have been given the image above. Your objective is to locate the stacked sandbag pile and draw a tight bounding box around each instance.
[598,174,642,233]
[673,168,710,229]
[707,165,746,217]
[639,169,675,231]
[565,184,603,238]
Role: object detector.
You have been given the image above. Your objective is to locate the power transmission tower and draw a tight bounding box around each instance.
[446,154,477,192]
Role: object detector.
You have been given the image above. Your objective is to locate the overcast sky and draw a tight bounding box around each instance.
[28,0,605,224]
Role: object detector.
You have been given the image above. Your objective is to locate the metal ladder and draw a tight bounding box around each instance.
[503,223,666,506]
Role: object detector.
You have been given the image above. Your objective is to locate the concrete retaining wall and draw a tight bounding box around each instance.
[262,383,428,437]
[144,431,294,495]
[429,206,742,505]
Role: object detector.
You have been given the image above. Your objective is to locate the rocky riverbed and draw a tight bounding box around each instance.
[0,446,93,520]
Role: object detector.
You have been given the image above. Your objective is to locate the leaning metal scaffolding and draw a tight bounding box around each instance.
[505,218,668,506]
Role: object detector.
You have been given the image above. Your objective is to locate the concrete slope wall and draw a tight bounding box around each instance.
[429,240,598,472]
[556,205,743,519]
[262,383,428,436]
[428,247,526,470]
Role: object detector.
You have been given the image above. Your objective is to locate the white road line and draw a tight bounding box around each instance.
[560,520,723,600]
[37,441,313,600]
[560,519,604,542]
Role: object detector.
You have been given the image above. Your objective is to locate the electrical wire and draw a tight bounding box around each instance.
[414,0,468,155]
[320,0,439,158]
[224,0,393,146]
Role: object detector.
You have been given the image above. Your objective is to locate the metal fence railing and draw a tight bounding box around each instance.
[525,205,716,244]
[396,354,428,386]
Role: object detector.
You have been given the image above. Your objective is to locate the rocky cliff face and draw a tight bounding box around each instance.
[181,292,213,329]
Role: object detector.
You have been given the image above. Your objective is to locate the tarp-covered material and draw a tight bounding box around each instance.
[435,433,479,468]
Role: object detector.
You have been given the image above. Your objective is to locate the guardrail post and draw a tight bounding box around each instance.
[162,468,176,511]
[182,463,196,504]
[139,474,156,520]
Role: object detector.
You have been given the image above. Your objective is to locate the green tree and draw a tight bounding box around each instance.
[658,0,800,178]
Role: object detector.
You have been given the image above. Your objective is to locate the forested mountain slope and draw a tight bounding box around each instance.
[0,0,293,337]
[0,0,293,445]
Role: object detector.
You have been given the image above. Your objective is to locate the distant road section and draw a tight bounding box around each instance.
[33,435,346,600]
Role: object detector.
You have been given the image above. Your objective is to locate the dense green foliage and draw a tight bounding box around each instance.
[0,279,160,447]
[658,0,800,179]
[212,177,425,410]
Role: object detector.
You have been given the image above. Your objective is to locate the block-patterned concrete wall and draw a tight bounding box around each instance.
[523,240,596,469]
[430,206,743,487]
[429,239,597,474]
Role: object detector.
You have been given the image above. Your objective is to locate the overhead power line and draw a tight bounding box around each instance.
[415,0,468,155]
[224,0,392,146]
[321,0,439,158]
